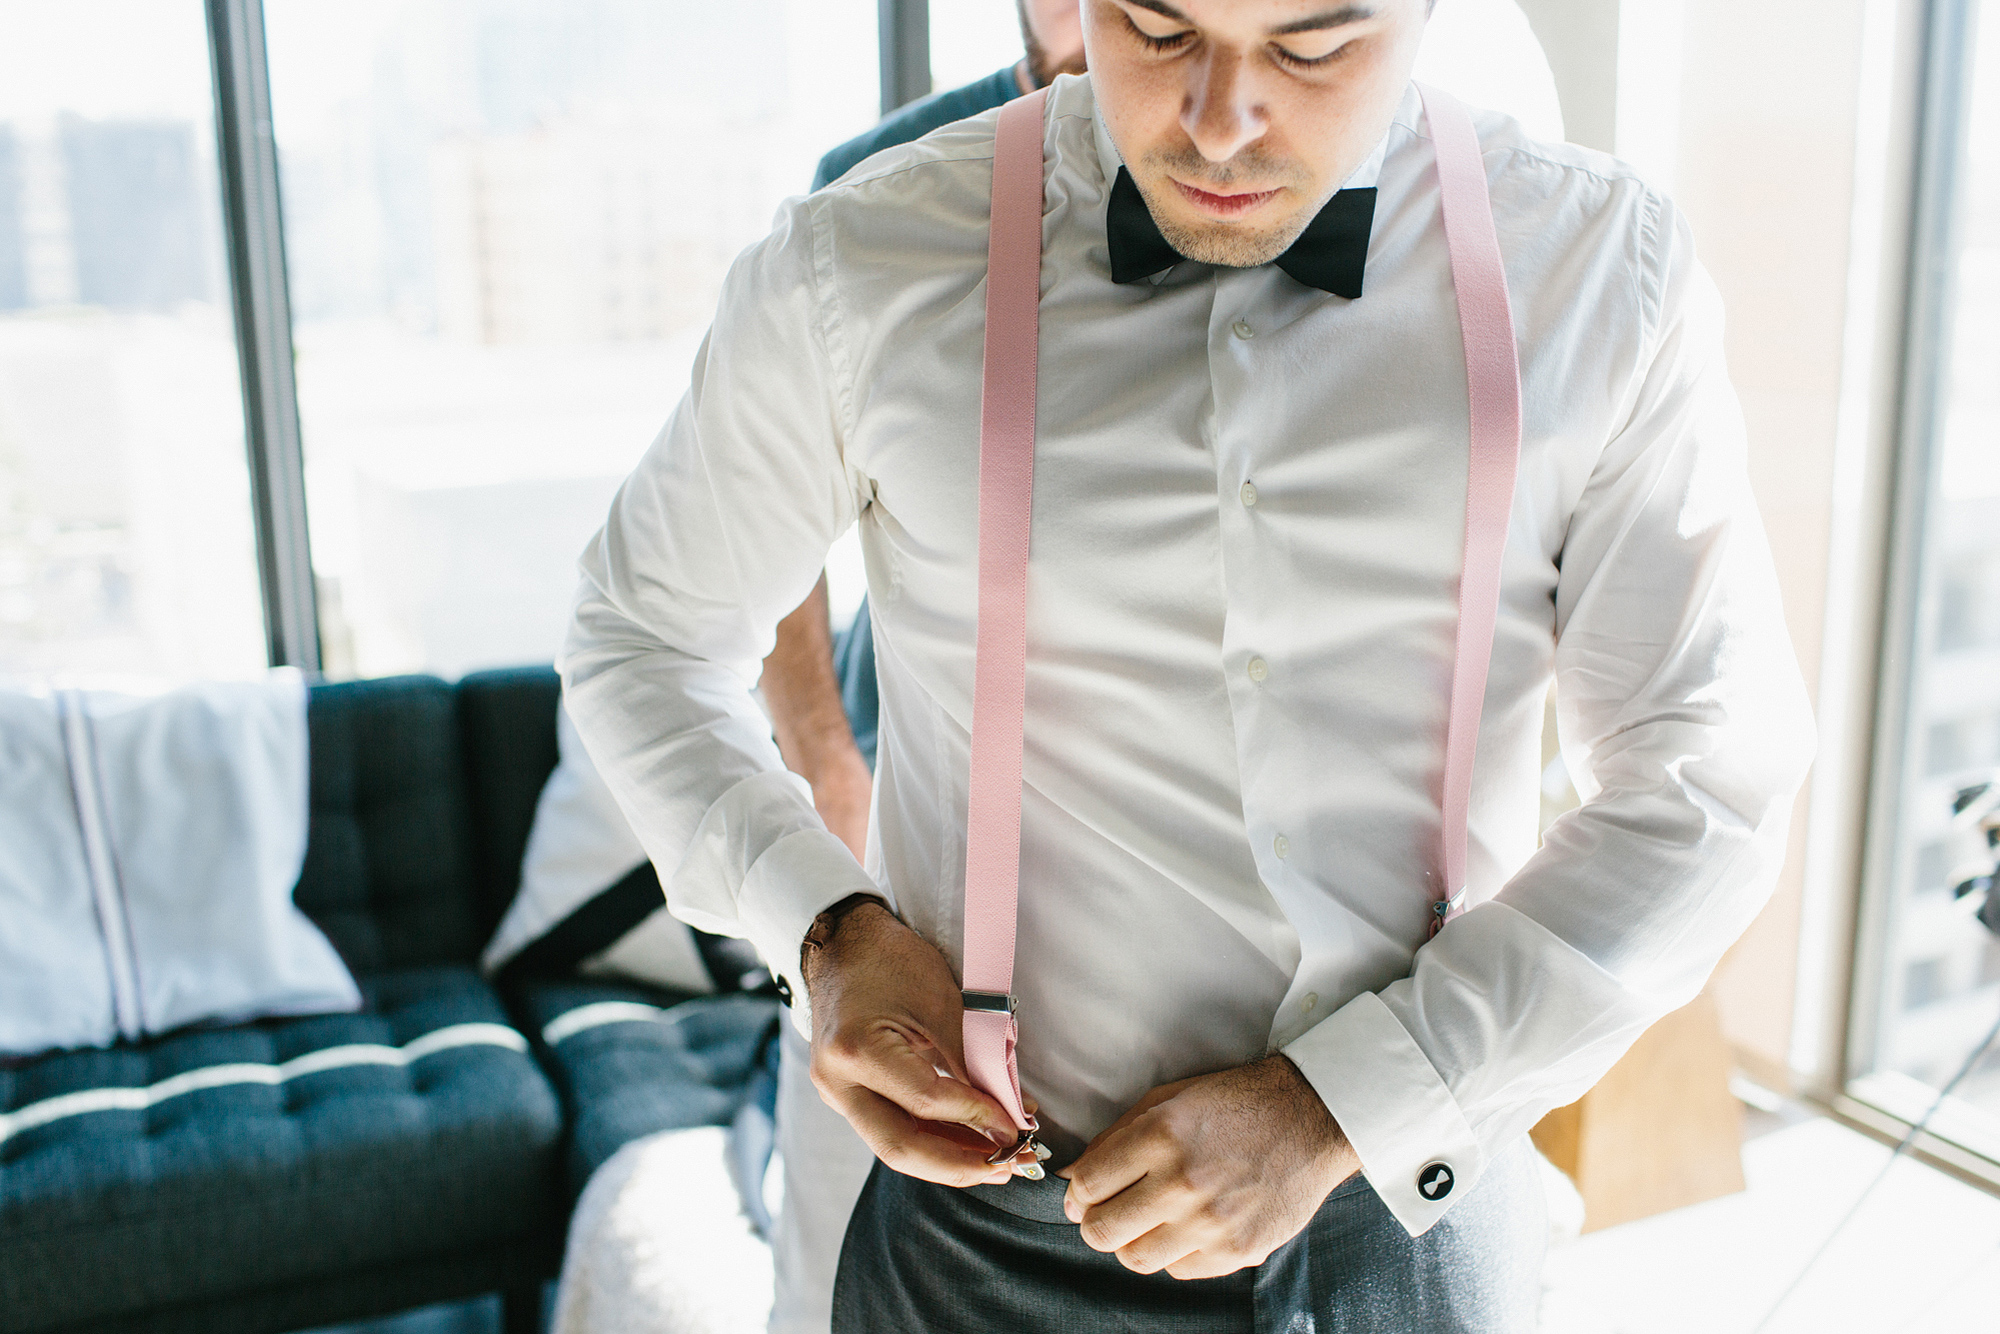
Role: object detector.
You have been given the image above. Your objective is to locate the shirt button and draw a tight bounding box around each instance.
[1247,656,1268,683]
[1231,319,1255,340]
[1273,834,1290,859]
[1303,992,1319,1013]
[1240,481,1259,507]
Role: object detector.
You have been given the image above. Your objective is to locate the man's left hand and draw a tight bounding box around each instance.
[1057,1055,1360,1280]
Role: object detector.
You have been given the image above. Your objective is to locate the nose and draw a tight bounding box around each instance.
[1180,47,1267,164]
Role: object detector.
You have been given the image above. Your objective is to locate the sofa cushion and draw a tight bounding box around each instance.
[296,677,480,973]
[512,979,780,1197]
[0,966,561,1333]
[455,667,563,943]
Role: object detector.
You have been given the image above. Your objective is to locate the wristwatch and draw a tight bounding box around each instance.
[799,892,889,990]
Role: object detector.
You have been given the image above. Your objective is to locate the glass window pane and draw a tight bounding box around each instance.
[263,0,878,680]
[930,0,1026,94]
[1862,1,2000,1150]
[0,0,267,679]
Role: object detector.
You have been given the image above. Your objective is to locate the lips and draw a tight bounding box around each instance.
[1171,178,1282,219]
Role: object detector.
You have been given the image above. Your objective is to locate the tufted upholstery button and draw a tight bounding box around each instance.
[0,964,561,1329]
[293,678,483,974]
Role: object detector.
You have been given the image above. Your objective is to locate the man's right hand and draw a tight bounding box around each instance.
[803,899,1039,1187]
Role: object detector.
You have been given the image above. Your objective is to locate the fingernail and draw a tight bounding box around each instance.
[985,1170,1011,1185]
[1064,1196,1080,1223]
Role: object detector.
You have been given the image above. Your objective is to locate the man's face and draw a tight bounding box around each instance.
[1084,0,1427,268]
[1020,0,1088,83]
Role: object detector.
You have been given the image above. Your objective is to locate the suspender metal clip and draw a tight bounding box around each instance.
[985,1111,1050,1178]
[961,990,1017,1015]
[963,991,1044,1175]
[1429,888,1469,939]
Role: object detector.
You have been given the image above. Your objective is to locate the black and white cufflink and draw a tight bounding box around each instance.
[1418,1162,1455,1200]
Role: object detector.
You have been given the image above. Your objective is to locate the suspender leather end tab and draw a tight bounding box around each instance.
[962,990,1017,1015]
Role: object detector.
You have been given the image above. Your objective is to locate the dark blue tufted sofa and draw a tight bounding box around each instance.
[0,669,780,1334]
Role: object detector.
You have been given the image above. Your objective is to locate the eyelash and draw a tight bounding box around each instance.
[1129,22,1194,54]
[1125,19,1352,70]
[1271,41,1351,70]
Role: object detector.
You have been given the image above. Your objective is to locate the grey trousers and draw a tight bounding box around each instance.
[831,1138,1545,1334]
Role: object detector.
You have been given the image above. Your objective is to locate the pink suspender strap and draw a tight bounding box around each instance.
[1416,82,1522,932]
[958,82,1522,1131]
[959,86,1048,1140]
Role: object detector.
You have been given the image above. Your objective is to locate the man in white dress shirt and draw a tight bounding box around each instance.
[565,0,1814,1327]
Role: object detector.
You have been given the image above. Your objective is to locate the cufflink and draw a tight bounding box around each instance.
[1418,1162,1455,1200]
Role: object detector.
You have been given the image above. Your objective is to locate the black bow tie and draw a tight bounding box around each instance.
[1105,167,1378,298]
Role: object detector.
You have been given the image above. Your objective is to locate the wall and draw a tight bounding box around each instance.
[1672,0,1868,1090]
[1517,0,1908,1091]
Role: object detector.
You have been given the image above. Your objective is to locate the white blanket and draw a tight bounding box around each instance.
[553,1127,776,1334]
[0,673,358,1056]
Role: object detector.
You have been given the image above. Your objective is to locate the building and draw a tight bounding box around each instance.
[0,126,26,311]
[58,115,214,312]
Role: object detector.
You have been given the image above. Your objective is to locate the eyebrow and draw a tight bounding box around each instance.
[1119,1,1378,38]
[1270,6,1376,36]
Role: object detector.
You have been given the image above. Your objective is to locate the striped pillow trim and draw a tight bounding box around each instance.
[0,1022,528,1146]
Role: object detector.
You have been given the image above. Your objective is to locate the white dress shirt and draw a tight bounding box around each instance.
[563,73,1815,1237]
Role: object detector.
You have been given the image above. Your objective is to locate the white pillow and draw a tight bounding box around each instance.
[0,673,359,1057]
[483,704,764,995]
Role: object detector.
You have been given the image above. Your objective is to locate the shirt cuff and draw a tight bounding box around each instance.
[1283,988,1483,1237]
[736,826,886,1038]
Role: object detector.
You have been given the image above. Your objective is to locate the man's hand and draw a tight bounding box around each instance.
[1057,1055,1359,1280]
[803,899,1039,1186]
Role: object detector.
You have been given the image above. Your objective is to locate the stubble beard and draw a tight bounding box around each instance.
[1017,0,1087,88]
[1131,144,1321,269]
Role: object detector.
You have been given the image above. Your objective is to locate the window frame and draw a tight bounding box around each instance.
[204,0,317,671]
[881,0,933,114]
[1845,0,1996,1161]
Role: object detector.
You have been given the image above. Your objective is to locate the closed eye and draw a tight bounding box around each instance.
[1270,38,1357,69]
[1125,14,1194,53]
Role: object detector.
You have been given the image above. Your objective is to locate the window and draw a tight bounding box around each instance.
[262,0,879,679]
[929,0,1025,94]
[1904,958,1949,1012]
[1852,0,2000,1157]
[0,0,267,680]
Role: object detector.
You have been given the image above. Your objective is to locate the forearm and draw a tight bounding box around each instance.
[564,583,882,1026]
[761,576,873,860]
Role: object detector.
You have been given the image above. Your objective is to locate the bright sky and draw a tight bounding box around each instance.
[0,0,216,122]
[929,0,1023,94]
[261,0,423,136]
